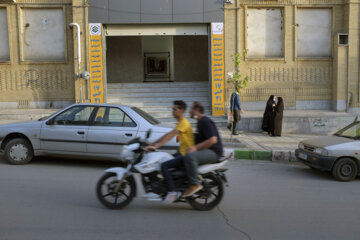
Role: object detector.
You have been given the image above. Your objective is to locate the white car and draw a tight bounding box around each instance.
[296,120,360,181]
[0,104,178,164]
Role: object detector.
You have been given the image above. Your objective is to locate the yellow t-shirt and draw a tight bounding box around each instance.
[175,117,195,156]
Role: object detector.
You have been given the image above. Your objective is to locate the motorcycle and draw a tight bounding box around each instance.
[96,130,230,211]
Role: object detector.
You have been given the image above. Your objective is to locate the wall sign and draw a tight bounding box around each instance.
[211,22,225,116]
[89,23,104,103]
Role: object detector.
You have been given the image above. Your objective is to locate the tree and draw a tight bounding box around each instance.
[227,49,249,92]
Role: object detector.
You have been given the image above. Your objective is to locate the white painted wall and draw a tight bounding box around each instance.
[247,8,283,58]
[141,36,174,80]
[297,9,331,58]
[0,8,10,61]
[22,8,65,61]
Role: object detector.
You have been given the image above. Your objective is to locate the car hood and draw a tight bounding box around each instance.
[0,121,43,130]
[302,136,355,148]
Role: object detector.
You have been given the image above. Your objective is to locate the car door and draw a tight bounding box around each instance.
[87,106,139,155]
[40,105,95,154]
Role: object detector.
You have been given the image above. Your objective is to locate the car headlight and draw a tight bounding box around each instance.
[314,148,328,156]
[298,143,304,149]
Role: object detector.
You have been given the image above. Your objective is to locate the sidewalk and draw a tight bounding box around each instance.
[220,130,320,162]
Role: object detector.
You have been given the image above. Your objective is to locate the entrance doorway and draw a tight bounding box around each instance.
[106,35,209,83]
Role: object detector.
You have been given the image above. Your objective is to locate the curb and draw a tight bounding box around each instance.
[234,149,272,161]
[234,149,297,162]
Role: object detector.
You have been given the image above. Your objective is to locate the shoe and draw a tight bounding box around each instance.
[227,124,232,131]
[232,131,240,135]
[163,191,181,204]
[183,185,203,197]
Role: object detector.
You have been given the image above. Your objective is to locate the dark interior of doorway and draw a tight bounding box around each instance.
[106,36,209,83]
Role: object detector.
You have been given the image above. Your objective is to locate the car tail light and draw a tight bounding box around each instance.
[176,136,179,143]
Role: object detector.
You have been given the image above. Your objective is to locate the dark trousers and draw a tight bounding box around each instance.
[161,153,184,192]
[184,149,218,185]
[232,110,241,132]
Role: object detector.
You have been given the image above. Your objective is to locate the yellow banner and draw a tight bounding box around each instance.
[89,23,104,103]
[211,22,225,116]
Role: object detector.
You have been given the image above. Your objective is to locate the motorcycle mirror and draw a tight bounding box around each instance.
[146,129,152,139]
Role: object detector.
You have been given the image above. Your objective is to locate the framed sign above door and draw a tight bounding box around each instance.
[144,52,171,82]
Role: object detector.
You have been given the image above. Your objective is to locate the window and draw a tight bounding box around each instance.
[131,107,160,125]
[21,8,65,62]
[297,9,331,58]
[247,8,284,58]
[0,8,10,61]
[335,122,360,139]
[94,107,136,127]
[53,106,94,125]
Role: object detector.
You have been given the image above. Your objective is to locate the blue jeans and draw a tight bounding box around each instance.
[161,153,184,192]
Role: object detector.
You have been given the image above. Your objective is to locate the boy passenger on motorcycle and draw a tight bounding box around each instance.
[145,100,195,203]
[183,101,224,197]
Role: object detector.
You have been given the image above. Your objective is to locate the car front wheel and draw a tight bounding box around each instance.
[4,138,34,165]
[332,158,358,182]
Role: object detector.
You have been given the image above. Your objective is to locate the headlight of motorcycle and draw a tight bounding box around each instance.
[298,143,305,149]
[314,148,328,156]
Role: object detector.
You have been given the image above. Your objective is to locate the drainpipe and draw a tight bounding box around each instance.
[69,23,82,102]
[69,23,81,74]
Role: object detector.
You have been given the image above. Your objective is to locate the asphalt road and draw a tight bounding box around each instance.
[0,157,359,240]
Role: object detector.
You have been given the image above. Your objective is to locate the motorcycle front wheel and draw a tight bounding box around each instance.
[187,173,224,211]
[96,173,136,209]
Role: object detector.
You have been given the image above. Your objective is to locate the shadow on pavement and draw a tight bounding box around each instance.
[295,166,343,181]
[0,155,125,169]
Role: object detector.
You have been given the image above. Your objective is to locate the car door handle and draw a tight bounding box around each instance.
[77,131,85,135]
[125,133,133,137]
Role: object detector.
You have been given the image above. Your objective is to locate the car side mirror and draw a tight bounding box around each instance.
[146,129,152,139]
[46,119,54,125]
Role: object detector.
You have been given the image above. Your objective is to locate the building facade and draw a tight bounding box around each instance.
[0,0,88,108]
[224,0,360,112]
[1,0,360,114]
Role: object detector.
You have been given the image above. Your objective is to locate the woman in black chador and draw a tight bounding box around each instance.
[273,97,284,137]
[262,95,276,135]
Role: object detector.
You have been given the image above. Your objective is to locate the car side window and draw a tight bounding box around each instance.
[93,107,136,127]
[123,114,137,127]
[53,106,94,125]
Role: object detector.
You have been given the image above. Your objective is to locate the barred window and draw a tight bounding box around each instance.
[247,8,284,58]
[0,8,10,61]
[22,8,66,62]
[297,8,331,58]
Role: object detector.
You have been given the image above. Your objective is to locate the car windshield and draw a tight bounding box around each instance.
[334,121,360,139]
[131,107,160,125]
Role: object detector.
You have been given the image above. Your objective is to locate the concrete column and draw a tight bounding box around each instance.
[72,0,90,103]
[346,0,360,112]
[333,40,348,112]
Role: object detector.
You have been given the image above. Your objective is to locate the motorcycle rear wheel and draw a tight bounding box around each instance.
[187,173,224,211]
[96,173,136,209]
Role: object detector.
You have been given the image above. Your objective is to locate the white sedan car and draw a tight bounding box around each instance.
[0,104,178,164]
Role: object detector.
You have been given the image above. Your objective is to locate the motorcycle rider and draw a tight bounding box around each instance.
[183,101,223,197]
[145,100,195,203]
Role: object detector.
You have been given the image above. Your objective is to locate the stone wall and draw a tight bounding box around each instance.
[0,0,89,108]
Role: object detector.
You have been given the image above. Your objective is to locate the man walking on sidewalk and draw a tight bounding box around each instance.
[183,102,223,197]
[228,86,245,135]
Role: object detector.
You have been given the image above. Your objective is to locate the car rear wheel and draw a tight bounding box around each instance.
[4,138,34,165]
[332,158,358,182]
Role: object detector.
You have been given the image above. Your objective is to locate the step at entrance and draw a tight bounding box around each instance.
[107,82,211,125]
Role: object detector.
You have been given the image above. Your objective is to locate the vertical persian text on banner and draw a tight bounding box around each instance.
[89,23,104,103]
[211,22,225,116]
